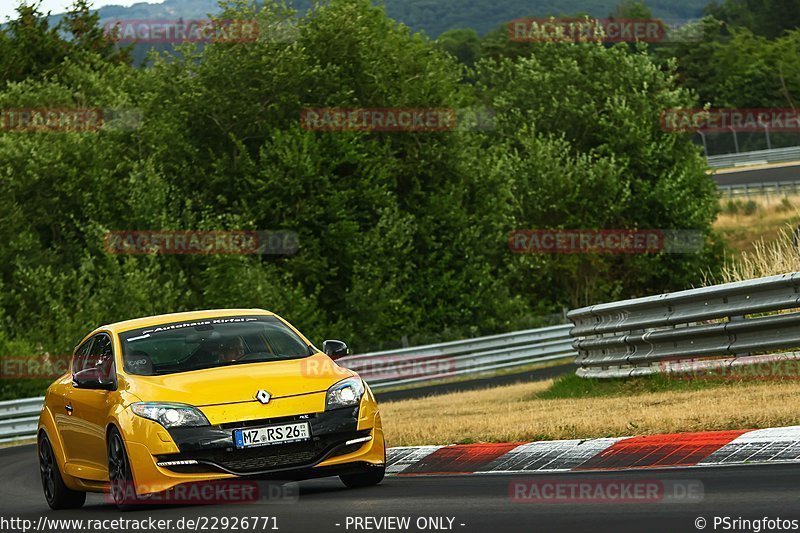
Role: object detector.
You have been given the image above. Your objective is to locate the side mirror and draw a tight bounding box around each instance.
[73,368,116,391]
[322,340,350,360]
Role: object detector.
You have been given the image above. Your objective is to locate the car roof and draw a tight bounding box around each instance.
[98,308,275,335]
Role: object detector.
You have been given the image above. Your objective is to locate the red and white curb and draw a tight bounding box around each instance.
[386,426,800,475]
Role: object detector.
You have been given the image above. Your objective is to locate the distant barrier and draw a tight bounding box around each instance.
[708,146,800,169]
[718,180,800,197]
[339,325,576,390]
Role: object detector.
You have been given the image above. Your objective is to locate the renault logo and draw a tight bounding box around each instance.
[256,390,271,405]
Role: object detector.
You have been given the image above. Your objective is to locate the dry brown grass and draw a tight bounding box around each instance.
[712,194,800,282]
[380,379,800,446]
[715,194,800,256]
[720,225,800,282]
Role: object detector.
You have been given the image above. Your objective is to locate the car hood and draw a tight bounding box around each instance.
[124,353,354,407]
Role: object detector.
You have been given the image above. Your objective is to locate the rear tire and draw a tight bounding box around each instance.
[38,434,86,510]
[339,465,385,488]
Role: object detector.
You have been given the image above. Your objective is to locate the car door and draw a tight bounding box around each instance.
[53,338,92,462]
[61,333,116,476]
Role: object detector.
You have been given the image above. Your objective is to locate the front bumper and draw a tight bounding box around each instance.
[161,406,369,475]
[124,403,384,496]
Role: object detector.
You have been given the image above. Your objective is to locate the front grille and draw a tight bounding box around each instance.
[203,441,319,472]
[159,430,370,474]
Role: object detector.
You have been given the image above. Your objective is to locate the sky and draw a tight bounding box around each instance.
[0,0,160,21]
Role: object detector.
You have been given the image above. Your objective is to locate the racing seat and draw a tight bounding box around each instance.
[125,350,154,375]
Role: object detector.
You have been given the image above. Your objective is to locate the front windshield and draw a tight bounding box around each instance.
[119,315,313,376]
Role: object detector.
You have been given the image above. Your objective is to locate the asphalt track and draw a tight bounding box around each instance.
[713,163,800,186]
[2,442,800,533]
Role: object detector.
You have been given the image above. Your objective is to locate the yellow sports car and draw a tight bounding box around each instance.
[37,309,385,509]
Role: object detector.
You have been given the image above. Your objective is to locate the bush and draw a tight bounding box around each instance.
[743,200,759,215]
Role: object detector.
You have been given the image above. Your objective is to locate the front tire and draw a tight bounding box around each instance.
[107,427,137,510]
[38,434,86,510]
[339,465,385,488]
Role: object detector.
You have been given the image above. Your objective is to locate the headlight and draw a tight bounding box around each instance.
[326,377,365,410]
[131,402,210,428]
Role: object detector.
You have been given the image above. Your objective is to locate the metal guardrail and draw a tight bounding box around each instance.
[0,397,43,443]
[0,324,577,442]
[718,180,800,196]
[567,272,800,378]
[707,146,800,169]
[339,324,576,390]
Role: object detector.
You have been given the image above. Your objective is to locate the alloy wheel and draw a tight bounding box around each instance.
[38,439,56,504]
[108,433,130,505]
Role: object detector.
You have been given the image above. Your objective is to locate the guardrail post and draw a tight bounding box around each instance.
[698,131,708,158]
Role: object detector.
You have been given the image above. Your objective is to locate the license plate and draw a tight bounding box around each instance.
[233,422,311,449]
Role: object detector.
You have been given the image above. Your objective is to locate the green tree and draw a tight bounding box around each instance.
[610,0,653,19]
[0,0,725,377]
[0,1,129,85]
[436,28,482,66]
[475,42,722,307]
[707,0,800,38]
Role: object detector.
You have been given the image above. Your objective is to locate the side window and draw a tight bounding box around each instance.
[87,334,115,380]
[72,339,93,375]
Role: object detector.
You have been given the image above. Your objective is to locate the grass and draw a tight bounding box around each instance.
[380,373,800,446]
[535,372,725,399]
[714,195,800,257]
[719,224,800,282]
[711,194,800,282]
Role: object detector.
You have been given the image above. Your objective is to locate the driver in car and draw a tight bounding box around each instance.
[219,337,246,363]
